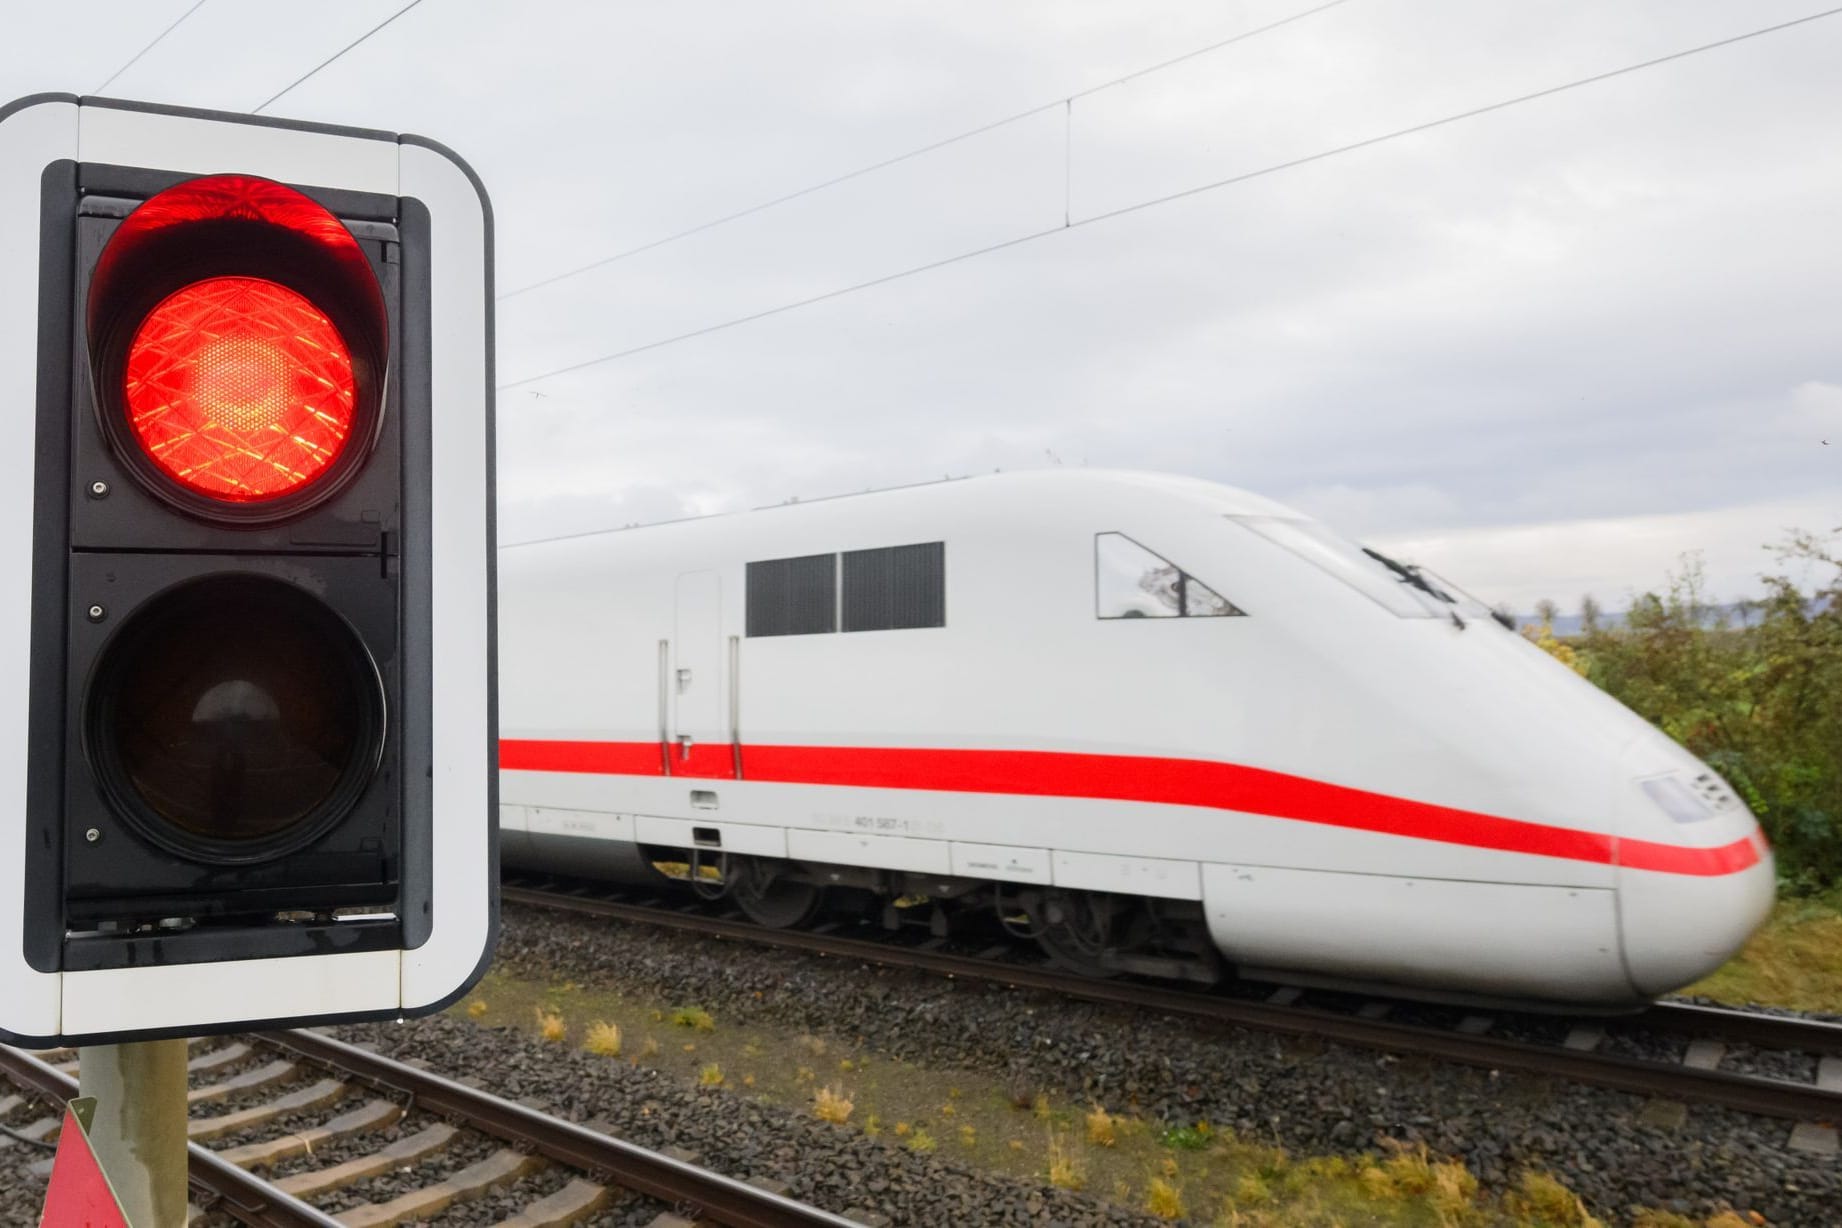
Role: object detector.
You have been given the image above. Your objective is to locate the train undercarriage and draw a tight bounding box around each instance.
[650,848,1224,985]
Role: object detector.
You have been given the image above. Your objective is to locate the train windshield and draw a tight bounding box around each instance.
[1230,516,1451,618]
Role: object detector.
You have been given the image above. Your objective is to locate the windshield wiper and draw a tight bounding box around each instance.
[1362,547,1452,601]
[1362,547,1466,628]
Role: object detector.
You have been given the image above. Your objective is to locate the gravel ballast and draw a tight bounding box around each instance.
[336,1011,1173,1227]
[490,898,1842,1225]
[1,900,1831,1226]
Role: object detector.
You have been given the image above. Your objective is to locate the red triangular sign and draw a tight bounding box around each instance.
[39,1102,131,1228]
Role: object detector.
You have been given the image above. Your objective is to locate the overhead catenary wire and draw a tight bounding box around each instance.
[498,4,1842,393]
[94,0,210,95]
[497,0,1359,301]
[253,0,427,114]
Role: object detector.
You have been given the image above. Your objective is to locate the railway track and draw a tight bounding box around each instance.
[503,879,1842,1150]
[0,1026,860,1228]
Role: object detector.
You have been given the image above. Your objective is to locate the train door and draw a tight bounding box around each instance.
[671,571,733,777]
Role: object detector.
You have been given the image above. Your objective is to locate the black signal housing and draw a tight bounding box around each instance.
[23,160,431,976]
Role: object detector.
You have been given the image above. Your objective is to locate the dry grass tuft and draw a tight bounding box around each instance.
[1296,1154,1350,1182]
[958,1124,977,1149]
[1378,1140,1437,1196]
[534,1007,566,1043]
[812,1084,854,1124]
[1031,1092,1052,1120]
[1212,1199,1281,1228]
[1429,1156,1479,1217]
[465,999,488,1018]
[1350,1141,1477,1215]
[1505,1169,1603,1227]
[670,1005,716,1031]
[638,1034,660,1059]
[1046,1130,1085,1190]
[906,1128,936,1153]
[1085,1103,1118,1148]
[1391,1143,1478,1215]
[583,1020,622,1057]
[892,1121,912,1138]
[1143,1176,1185,1221]
[698,1063,725,1088]
[1358,1160,1393,1201]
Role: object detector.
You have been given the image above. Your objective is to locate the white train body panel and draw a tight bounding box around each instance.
[499,471,1772,1004]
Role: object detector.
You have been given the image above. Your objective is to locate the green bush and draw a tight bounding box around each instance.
[1544,533,1842,893]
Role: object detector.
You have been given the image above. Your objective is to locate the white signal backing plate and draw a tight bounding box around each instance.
[0,95,494,1045]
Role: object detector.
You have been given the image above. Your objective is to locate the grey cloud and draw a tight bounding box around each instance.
[4,0,1836,608]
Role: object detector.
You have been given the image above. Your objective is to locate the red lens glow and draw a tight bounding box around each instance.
[123,277,357,502]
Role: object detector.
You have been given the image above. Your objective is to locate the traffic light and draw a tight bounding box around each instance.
[0,95,496,1045]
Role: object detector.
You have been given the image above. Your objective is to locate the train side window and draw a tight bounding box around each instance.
[746,553,837,636]
[843,541,945,631]
[1096,533,1244,620]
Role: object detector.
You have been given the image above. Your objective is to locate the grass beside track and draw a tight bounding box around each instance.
[455,969,1759,1227]
[1689,891,1842,1015]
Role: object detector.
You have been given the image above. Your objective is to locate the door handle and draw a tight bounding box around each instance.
[676,667,692,692]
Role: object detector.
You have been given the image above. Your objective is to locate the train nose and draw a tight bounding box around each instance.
[1616,768,1775,997]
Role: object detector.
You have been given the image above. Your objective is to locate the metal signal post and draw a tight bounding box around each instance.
[74,1039,188,1226]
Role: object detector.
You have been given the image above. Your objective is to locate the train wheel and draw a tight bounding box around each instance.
[733,862,825,929]
[1034,889,1121,979]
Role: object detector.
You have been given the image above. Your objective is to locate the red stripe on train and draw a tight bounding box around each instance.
[497,739,1761,878]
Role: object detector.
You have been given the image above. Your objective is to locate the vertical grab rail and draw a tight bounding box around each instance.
[657,639,673,776]
[728,634,743,779]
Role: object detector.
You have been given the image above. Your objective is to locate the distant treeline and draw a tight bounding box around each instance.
[1524,534,1842,893]
[1517,599,1827,639]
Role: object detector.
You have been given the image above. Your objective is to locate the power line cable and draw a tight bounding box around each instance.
[254,0,427,114]
[94,0,209,94]
[498,5,1842,393]
[498,0,1358,301]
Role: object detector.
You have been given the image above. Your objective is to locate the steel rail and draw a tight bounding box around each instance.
[504,883,1842,1123]
[262,1027,860,1228]
[0,1043,342,1228]
[1638,1000,1842,1056]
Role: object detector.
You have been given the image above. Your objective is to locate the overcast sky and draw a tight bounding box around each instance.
[7,0,1838,612]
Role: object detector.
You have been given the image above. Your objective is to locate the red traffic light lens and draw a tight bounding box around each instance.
[124,276,357,503]
[87,173,389,523]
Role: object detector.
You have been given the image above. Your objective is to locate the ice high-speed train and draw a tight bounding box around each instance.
[498,471,1773,1007]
